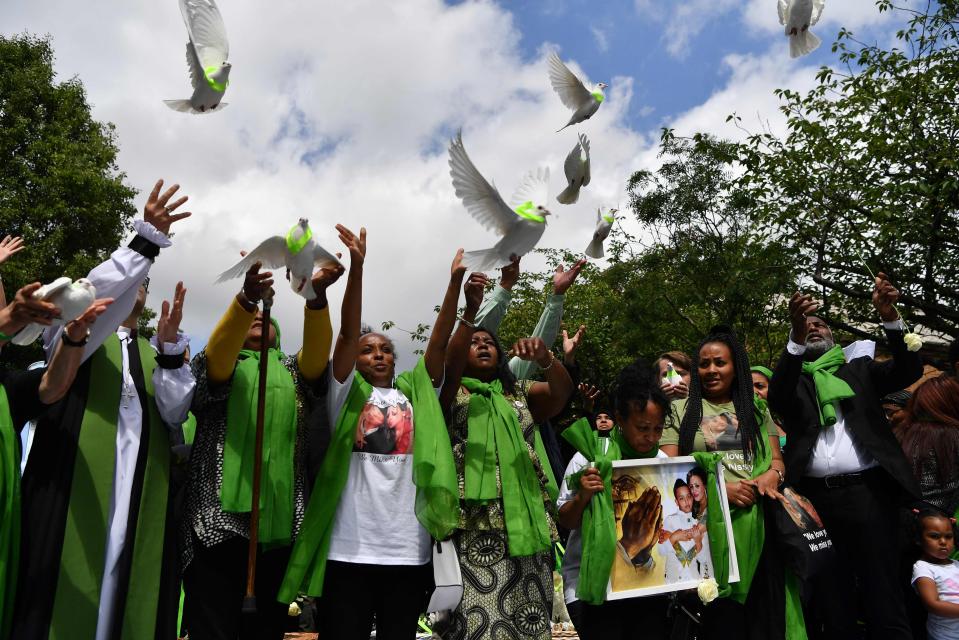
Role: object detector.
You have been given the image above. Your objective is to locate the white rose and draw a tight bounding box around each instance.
[904,332,923,352]
[288,601,301,617]
[698,577,719,604]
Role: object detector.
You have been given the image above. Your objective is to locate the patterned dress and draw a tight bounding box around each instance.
[180,350,316,569]
[447,380,558,640]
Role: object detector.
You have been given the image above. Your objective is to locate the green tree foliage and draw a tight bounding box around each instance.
[736,0,959,342]
[0,34,136,365]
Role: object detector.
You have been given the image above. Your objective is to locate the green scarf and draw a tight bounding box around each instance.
[460,377,558,557]
[801,345,855,427]
[561,418,659,604]
[220,347,297,548]
[278,358,458,601]
[0,386,18,639]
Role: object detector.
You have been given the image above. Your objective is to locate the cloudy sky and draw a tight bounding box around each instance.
[1,0,908,359]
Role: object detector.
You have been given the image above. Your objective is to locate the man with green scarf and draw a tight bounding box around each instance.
[181,251,342,640]
[768,273,922,640]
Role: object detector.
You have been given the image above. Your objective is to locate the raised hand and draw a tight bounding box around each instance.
[63,298,114,343]
[336,224,367,267]
[143,179,191,235]
[451,248,467,279]
[787,291,819,344]
[620,486,664,562]
[552,259,587,295]
[0,236,25,266]
[511,336,552,367]
[464,272,488,313]
[562,324,586,362]
[578,382,600,413]
[242,263,273,307]
[499,256,521,291]
[872,272,900,322]
[156,282,186,349]
[310,258,346,301]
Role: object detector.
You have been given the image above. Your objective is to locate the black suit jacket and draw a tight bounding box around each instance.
[767,328,922,498]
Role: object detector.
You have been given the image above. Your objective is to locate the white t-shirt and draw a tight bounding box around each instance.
[326,369,433,566]
[556,447,668,604]
[913,559,959,640]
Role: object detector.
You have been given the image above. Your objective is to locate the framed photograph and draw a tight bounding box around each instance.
[605,456,740,600]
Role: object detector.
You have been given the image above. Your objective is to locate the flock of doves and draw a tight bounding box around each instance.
[15,0,828,325]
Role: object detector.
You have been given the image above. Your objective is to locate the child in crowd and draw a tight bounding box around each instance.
[912,508,959,640]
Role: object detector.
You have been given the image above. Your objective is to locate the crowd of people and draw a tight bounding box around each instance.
[1,178,958,640]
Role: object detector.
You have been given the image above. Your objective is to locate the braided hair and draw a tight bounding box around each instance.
[610,358,671,423]
[679,325,765,462]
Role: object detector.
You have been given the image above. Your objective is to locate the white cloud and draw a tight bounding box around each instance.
[591,25,610,53]
[635,0,741,58]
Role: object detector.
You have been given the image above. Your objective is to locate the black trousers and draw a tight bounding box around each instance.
[578,595,668,640]
[799,469,912,640]
[315,559,432,640]
[183,534,292,640]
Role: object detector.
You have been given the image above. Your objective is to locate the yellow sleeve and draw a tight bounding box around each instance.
[206,297,256,385]
[297,304,332,382]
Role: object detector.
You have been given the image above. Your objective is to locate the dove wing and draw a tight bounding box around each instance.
[179,0,229,70]
[38,277,73,300]
[215,236,288,283]
[311,243,344,269]
[185,42,204,90]
[777,0,788,25]
[563,140,583,182]
[548,52,592,110]
[811,0,825,25]
[508,167,550,210]
[580,133,591,187]
[448,133,518,236]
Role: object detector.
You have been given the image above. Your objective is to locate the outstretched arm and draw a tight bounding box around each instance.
[39,298,113,404]
[474,256,519,333]
[298,262,345,382]
[330,225,367,384]
[0,235,26,308]
[866,273,922,395]
[206,263,272,385]
[424,249,467,386]
[439,272,488,411]
[767,291,818,420]
[518,337,574,423]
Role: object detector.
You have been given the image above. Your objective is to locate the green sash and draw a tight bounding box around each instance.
[0,386,18,639]
[801,346,855,427]
[220,348,297,548]
[49,334,170,640]
[278,358,457,601]
[460,377,558,558]
[562,418,659,604]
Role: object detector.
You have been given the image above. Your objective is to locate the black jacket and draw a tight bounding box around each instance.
[767,328,922,497]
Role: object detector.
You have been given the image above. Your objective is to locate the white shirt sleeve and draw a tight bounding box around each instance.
[150,333,195,427]
[328,368,356,430]
[43,220,172,364]
[557,452,588,510]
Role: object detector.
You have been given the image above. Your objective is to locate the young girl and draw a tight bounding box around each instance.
[912,508,959,640]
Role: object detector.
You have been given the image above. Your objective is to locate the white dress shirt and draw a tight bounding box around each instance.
[789,321,903,478]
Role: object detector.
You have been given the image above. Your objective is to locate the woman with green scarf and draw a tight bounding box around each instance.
[557,358,672,640]
[181,252,343,640]
[438,271,574,640]
[278,227,462,640]
[660,325,800,639]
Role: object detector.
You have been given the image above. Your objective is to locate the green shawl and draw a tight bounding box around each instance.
[49,334,170,640]
[0,386,17,639]
[561,418,659,604]
[801,345,855,427]
[460,376,558,558]
[278,358,458,602]
[220,347,297,548]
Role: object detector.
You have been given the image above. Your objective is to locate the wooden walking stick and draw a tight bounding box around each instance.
[243,287,274,614]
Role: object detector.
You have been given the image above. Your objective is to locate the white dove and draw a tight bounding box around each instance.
[448,133,551,272]
[12,277,96,346]
[165,0,231,114]
[778,0,825,58]
[585,207,616,259]
[216,219,343,301]
[548,52,607,132]
[557,133,591,205]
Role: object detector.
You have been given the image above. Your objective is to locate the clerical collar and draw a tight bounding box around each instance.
[116,327,137,340]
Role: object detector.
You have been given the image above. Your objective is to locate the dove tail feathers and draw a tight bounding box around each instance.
[585,238,605,260]
[164,99,198,113]
[790,29,821,58]
[11,324,44,346]
[556,184,580,205]
[462,249,505,273]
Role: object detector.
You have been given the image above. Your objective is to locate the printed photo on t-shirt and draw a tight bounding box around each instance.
[701,411,741,451]
[354,395,413,455]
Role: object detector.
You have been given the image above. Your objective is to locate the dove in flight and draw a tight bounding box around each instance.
[216,219,343,301]
[12,277,96,346]
[165,0,232,114]
[778,0,825,58]
[548,52,607,132]
[557,133,591,205]
[448,132,551,272]
[585,207,616,259]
